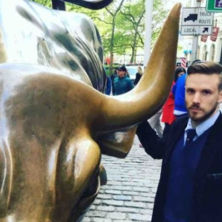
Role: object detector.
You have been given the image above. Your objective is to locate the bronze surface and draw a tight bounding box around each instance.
[0,1,181,221]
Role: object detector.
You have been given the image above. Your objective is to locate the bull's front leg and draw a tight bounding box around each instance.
[53,133,101,221]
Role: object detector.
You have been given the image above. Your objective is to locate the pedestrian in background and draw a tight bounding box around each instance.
[105,75,112,95]
[111,68,118,95]
[134,66,143,86]
[113,65,134,95]
[137,61,222,222]
[172,66,187,118]
[162,66,186,135]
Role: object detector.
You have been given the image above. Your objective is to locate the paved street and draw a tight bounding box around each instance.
[82,136,162,222]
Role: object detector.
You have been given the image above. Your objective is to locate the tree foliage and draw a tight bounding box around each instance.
[117,0,145,63]
[31,0,167,66]
[31,0,52,7]
[152,0,167,46]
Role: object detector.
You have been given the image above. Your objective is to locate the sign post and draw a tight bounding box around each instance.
[207,0,222,12]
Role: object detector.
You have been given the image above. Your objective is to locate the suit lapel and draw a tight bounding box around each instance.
[165,117,188,160]
[194,114,222,182]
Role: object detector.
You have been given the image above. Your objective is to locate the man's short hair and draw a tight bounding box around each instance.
[118,65,127,72]
[187,62,222,90]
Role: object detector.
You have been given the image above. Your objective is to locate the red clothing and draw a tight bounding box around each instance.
[161,82,175,124]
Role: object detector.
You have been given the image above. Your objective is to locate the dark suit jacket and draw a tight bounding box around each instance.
[137,114,222,222]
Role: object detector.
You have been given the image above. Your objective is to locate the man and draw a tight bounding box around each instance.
[137,62,222,222]
[172,60,203,119]
[113,65,134,95]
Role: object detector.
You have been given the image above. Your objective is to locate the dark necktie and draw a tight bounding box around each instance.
[185,129,196,146]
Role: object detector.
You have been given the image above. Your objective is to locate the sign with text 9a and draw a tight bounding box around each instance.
[207,0,222,12]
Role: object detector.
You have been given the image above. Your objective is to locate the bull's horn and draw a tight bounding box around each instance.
[95,3,181,131]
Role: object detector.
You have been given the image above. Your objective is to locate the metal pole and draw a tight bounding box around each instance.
[144,0,153,66]
[191,35,199,61]
[191,0,201,61]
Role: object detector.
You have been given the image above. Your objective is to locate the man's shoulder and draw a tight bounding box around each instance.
[171,115,188,130]
[124,76,131,80]
[210,113,222,132]
[113,76,119,82]
[216,112,222,122]
[123,76,133,84]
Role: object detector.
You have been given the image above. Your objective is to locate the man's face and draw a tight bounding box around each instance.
[117,70,126,78]
[185,73,222,124]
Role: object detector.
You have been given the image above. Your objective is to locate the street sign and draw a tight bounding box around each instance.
[207,0,222,12]
[181,7,213,35]
[182,7,214,26]
[181,26,199,35]
[199,26,213,34]
[210,27,219,41]
[181,26,212,35]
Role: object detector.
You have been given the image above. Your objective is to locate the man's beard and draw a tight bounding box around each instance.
[188,103,218,124]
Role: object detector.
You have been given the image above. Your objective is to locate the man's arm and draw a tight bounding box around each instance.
[136,120,165,159]
[127,79,134,91]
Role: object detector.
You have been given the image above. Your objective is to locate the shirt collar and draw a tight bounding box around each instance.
[185,110,220,137]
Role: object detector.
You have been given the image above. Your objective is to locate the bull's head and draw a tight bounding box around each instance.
[0,0,181,221]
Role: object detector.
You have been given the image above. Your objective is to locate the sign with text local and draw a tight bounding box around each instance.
[181,26,212,35]
[181,7,214,35]
[207,0,222,12]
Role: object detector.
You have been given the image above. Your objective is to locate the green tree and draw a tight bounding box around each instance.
[31,0,52,7]
[31,0,167,68]
[152,0,167,46]
[118,0,145,63]
[102,0,125,73]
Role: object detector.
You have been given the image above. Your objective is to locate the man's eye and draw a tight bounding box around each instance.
[186,89,195,94]
[202,90,211,95]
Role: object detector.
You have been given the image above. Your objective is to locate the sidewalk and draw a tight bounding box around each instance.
[82,136,162,222]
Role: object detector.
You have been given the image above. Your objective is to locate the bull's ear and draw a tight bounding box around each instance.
[59,0,113,9]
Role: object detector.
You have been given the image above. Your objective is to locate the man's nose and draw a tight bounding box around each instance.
[193,93,201,103]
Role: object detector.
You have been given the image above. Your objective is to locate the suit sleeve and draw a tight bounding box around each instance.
[136,120,166,159]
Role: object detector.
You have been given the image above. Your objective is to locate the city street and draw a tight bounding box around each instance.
[82,136,162,222]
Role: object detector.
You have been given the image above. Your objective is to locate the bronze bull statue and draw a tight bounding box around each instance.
[0,0,181,221]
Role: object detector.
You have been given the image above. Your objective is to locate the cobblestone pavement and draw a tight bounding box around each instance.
[82,136,162,222]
